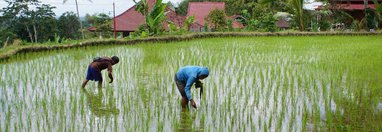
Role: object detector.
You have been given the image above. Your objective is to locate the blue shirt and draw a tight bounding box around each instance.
[176,66,209,101]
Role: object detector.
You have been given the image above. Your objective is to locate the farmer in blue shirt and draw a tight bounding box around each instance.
[175,66,209,109]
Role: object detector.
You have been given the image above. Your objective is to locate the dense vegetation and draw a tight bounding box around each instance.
[1,0,382,48]
[0,0,113,47]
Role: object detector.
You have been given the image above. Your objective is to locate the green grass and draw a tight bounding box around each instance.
[0,35,382,131]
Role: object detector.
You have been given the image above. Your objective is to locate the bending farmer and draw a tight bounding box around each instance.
[82,56,119,89]
[175,66,209,109]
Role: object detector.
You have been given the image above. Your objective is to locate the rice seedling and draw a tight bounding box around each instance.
[0,35,381,131]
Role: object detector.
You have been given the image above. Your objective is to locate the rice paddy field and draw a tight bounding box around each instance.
[1,36,382,131]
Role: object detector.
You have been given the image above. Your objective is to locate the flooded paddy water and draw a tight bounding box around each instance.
[1,36,382,131]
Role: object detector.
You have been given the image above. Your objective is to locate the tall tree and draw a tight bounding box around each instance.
[32,4,57,42]
[58,12,81,39]
[0,0,29,46]
[259,0,290,13]
[1,0,57,43]
[176,0,189,16]
[63,0,92,39]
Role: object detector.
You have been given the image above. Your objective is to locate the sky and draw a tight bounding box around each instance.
[0,0,321,17]
[0,0,183,17]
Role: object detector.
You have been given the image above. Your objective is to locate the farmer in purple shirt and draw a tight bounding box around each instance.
[175,66,209,109]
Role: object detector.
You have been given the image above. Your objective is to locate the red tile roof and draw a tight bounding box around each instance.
[332,0,381,2]
[87,26,97,31]
[112,0,185,32]
[316,3,378,10]
[165,8,186,28]
[112,1,243,32]
[187,2,243,29]
[113,5,145,31]
[229,15,244,29]
[333,4,376,10]
[187,2,225,26]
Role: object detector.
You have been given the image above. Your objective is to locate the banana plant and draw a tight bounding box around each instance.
[134,0,168,35]
[147,0,168,35]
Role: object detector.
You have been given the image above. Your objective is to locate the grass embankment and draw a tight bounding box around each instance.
[1,32,381,61]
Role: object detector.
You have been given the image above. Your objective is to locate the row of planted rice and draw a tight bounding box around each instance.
[1,36,382,131]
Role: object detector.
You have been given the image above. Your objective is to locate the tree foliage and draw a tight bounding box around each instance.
[205,9,226,31]
[372,0,382,29]
[58,12,81,39]
[85,13,111,31]
[133,0,168,36]
[0,0,57,43]
[365,8,378,30]
[176,0,301,31]
[183,16,195,31]
[63,0,93,39]
[289,0,304,31]
[85,13,112,38]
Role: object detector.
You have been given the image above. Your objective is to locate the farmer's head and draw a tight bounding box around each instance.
[111,56,119,65]
[198,67,209,80]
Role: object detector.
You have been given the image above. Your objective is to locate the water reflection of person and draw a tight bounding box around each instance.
[179,109,192,132]
[82,88,120,117]
[178,108,205,132]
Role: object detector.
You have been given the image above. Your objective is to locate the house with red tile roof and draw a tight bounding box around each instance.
[108,0,244,36]
[187,2,244,32]
[315,0,382,30]
[112,0,185,36]
[316,0,382,21]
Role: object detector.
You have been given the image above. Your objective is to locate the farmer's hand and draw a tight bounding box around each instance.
[190,99,197,109]
[195,81,203,89]
[108,72,113,83]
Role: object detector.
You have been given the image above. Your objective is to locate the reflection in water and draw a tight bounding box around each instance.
[82,88,120,117]
[179,109,192,132]
[178,108,204,132]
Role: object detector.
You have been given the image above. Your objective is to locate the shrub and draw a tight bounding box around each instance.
[12,39,23,46]
[205,9,226,31]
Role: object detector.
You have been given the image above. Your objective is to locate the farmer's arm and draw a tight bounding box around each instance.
[185,77,196,101]
[107,63,113,83]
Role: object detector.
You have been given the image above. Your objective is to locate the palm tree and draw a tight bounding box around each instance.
[63,0,92,39]
[289,0,304,31]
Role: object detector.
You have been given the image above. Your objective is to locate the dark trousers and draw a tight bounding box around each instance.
[174,75,187,98]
